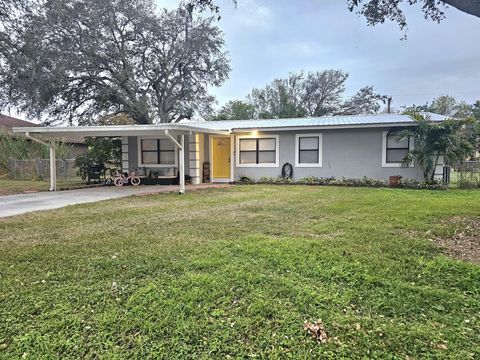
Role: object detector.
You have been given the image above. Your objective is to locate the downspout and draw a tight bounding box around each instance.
[25,132,57,191]
[165,130,185,194]
[164,130,182,148]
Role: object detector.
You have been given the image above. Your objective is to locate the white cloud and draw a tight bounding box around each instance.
[266,40,332,58]
[225,0,274,30]
[155,0,274,29]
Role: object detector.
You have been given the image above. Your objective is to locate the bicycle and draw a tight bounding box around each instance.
[113,170,141,187]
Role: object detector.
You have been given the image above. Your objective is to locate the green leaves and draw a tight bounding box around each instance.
[396,113,478,182]
[1,185,480,357]
[212,70,385,120]
[0,1,230,124]
[0,133,73,172]
[74,137,121,179]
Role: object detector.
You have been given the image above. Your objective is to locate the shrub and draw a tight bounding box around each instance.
[75,137,121,180]
[237,175,445,190]
[399,178,446,190]
[0,133,73,173]
[237,175,255,184]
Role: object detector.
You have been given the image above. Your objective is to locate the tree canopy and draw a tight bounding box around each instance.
[212,70,386,120]
[406,95,475,119]
[187,0,480,36]
[210,100,255,120]
[0,0,230,124]
[347,0,480,32]
[397,113,477,181]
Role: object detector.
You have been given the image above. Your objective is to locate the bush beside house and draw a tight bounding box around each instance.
[0,114,80,179]
[238,175,446,190]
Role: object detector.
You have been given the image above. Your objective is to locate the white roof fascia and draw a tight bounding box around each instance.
[12,124,230,137]
[227,122,418,133]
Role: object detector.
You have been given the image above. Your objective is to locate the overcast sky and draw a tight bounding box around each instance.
[162,0,480,112]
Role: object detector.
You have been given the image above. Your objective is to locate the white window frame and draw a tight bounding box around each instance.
[295,133,323,168]
[382,130,414,168]
[236,134,280,168]
[137,136,178,168]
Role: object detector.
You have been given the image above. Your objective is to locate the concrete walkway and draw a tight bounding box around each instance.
[0,184,230,218]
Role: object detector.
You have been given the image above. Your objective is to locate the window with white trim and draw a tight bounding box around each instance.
[295,134,323,167]
[382,130,413,168]
[236,135,279,167]
[385,132,409,164]
[239,137,276,164]
[140,138,175,165]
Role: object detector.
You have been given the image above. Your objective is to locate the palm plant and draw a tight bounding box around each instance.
[395,113,475,182]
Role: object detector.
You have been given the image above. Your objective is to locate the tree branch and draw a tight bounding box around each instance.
[443,0,480,17]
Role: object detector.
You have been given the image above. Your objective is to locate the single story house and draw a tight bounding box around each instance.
[13,112,447,193]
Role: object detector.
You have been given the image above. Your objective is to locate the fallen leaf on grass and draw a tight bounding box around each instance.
[303,320,329,344]
[436,343,448,350]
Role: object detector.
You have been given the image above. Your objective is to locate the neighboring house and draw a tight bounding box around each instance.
[12,113,446,192]
[0,114,37,135]
[0,114,87,157]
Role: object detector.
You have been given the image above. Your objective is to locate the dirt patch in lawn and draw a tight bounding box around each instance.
[434,217,480,264]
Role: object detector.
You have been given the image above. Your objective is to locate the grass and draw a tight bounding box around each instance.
[0,185,479,359]
[0,174,91,196]
[450,170,480,189]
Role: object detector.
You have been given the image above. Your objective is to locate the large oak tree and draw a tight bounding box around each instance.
[0,0,230,124]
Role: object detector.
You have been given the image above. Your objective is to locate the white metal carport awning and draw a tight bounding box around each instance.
[12,124,231,194]
[12,123,231,138]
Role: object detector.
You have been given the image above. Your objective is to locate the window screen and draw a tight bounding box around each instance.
[239,138,276,164]
[298,136,320,164]
[141,139,176,165]
[386,133,409,163]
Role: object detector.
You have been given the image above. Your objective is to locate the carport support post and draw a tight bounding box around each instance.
[49,141,57,191]
[165,130,186,194]
[179,135,185,194]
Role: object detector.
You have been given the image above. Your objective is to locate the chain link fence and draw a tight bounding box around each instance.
[8,159,78,181]
[455,161,480,188]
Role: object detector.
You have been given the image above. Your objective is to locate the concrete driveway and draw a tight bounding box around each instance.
[0,184,228,218]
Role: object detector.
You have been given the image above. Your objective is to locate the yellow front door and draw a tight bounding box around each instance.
[212,137,231,179]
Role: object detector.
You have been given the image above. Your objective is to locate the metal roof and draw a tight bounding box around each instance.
[12,112,448,137]
[185,112,447,132]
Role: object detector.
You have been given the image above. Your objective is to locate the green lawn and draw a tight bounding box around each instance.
[1,185,479,359]
[0,175,90,196]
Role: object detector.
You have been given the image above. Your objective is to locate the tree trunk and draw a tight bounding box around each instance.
[430,153,440,182]
[158,106,170,123]
[443,0,480,18]
[424,167,430,182]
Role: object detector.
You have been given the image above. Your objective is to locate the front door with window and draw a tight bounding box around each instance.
[212,137,231,180]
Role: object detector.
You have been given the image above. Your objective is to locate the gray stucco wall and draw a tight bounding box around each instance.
[232,128,424,181]
[128,136,138,168]
[126,128,425,182]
